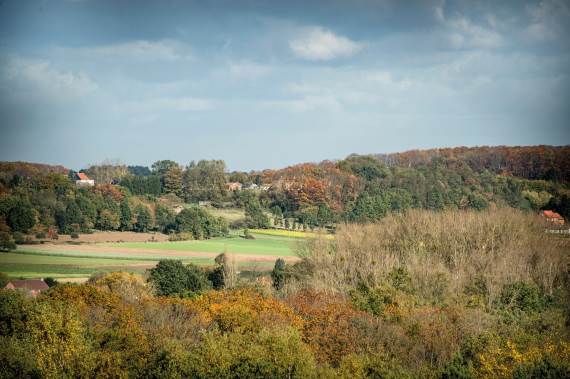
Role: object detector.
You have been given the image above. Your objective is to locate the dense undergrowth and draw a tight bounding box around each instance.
[1,209,569,378]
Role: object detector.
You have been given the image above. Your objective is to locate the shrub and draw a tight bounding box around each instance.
[168,232,193,241]
[512,357,570,379]
[34,231,46,239]
[498,282,550,313]
[12,232,25,245]
[70,232,79,239]
[243,228,255,239]
[148,260,211,297]
[176,207,228,239]
[294,209,567,306]
[271,258,288,290]
[0,232,16,251]
[229,219,247,230]
[439,354,475,379]
[185,327,317,378]
[43,277,58,288]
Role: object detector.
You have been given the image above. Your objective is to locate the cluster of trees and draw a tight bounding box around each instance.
[253,152,569,226]
[1,145,569,245]
[1,209,569,378]
[374,145,570,181]
[0,164,229,248]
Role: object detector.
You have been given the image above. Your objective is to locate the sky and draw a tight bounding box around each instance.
[0,0,569,171]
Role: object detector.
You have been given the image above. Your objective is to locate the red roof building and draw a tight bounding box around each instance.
[4,279,49,297]
[541,210,565,225]
[75,172,95,187]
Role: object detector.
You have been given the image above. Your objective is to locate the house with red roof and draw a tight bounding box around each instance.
[75,172,95,187]
[541,210,565,225]
[226,182,243,191]
[4,279,49,297]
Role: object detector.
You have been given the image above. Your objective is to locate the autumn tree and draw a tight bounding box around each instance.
[183,160,227,202]
[163,166,183,197]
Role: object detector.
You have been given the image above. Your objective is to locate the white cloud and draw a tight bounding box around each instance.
[261,95,341,113]
[526,0,570,41]
[289,27,363,61]
[447,18,503,49]
[228,61,272,79]
[119,97,214,114]
[72,40,192,62]
[2,56,97,100]
[435,3,502,49]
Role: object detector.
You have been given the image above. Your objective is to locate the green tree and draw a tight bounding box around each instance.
[245,199,270,229]
[271,258,288,290]
[119,198,132,231]
[427,187,445,211]
[7,201,35,233]
[0,218,16,252]
[522,190,552,211]
[133,204,152,232]
[97,209,120,230]
[163,166,183,197]
[155,204,175,233]
[176,207,228,239]
[151,160,179,175]
[148,259,211,297]
[349,193,388,222]
[183,160,227,202]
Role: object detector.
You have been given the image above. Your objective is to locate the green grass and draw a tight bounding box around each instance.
[0,252,151,266]
[206,207,246,222]
[0,232,301,279]
[102,235,298,256]
[249,229,334,239]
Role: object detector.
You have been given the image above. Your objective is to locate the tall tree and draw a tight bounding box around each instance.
[163,166,183,197]
[133,204,152,232]
[119,198,132,231]
[183,160,227,202]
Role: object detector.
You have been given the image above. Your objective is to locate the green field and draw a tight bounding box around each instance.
[205,207,246,222]
[0,232,299,279]
[103,235,298,256]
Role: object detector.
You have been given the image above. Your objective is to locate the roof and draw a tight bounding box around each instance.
[542,210,563,219]
[77,172,90,180]
[5,279,49,291]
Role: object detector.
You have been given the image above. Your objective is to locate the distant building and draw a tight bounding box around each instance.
[541,210,565,225]
[4,279,49,297]
[226,182,243,191]
[75,172,95,187]
[243,183,258,190]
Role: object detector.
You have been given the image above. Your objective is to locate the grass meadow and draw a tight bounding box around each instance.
[0,231,298,279]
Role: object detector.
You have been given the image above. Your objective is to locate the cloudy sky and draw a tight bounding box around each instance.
[0,0,569,170]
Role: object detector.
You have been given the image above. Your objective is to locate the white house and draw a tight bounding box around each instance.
[75,172,95,187]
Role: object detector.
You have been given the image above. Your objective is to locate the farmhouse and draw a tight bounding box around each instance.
[226,182,242,191]
[541,210,565,225]
[4,279,49,297]
[75,172,95,187]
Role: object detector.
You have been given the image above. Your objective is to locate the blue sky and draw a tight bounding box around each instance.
[0,0,569,171]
